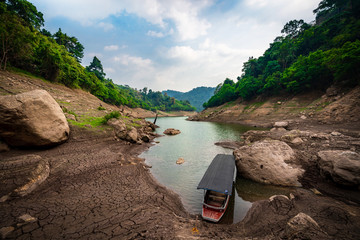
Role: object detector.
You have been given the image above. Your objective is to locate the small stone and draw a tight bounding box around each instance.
[274,121,289,128]
[0,226,15,239]
[18,214,37,223]
[176,157,185,165]
[310,188,322,195]
[300,115,307,120]
[331,131,342,136]
[291,137,303,145]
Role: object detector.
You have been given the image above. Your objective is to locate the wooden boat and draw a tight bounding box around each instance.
[197,154,235,222]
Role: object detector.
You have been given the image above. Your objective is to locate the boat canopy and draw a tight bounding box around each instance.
[197,154,235,195]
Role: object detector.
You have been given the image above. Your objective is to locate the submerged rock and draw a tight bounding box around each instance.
[234,140,304,187]
[0,90,70,147]
[163,128,181,135]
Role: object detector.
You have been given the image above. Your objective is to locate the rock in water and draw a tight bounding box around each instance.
[0,90,70,146]
[163,128,181,135]
[176,157,185,165]
[233,140,304,187]
[317,150,360,187]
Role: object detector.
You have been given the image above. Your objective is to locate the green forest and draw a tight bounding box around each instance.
[204,0,360,109]
[163,87,215,111]
[0,0,195,112]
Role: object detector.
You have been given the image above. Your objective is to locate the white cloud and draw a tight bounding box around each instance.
[147,30,165,38]
[97,22,115,31]
[33,0,212,41]
[104,67,115,73]
[114,54,152,68]
[104,45,119,51]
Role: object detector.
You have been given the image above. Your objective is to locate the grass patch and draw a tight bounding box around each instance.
[62,107,77,116]
[97,106,106,110]
[243,101,265,112]
[103,111,121,122]
[68,116,104,128]
[57,100,71,105]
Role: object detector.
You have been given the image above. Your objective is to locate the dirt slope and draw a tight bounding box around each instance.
[190,87,360,128]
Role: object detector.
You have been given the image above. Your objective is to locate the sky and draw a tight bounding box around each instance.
[30,0,321,92]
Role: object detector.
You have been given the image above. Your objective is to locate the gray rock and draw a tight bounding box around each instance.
[318,150,360,186]
[234,140,304,187]
[0,90,70,146]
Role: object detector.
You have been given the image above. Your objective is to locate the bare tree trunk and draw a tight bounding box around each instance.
[153,113,158,124]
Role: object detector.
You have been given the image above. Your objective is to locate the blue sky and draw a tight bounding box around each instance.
[30,0,321,92]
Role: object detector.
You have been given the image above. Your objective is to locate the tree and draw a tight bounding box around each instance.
[86,56,106,80]
[53,28,84,62]
[3,0,44,29]
[0,12,32,70]
[281,19,310,39]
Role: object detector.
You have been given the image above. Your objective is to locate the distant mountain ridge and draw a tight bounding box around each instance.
[163,87,216,111]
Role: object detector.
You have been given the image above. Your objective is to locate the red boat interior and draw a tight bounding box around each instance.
[205,190,227,208]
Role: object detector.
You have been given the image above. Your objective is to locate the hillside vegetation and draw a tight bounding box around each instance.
[0,0,195,112]
[204,0,360,109]
[163,87,215,111]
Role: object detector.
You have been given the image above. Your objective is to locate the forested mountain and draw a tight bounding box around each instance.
[0,0,195,112]
[163,87,215,111]
[204,0,360,109]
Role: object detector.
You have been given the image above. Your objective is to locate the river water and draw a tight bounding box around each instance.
[140,116,294,223]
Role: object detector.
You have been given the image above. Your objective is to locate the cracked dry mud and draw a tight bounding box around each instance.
[0,127,193,239]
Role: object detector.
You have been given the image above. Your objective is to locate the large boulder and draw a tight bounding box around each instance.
[0,90,69,147]
[317,150,360,186]
[234,140,304,187]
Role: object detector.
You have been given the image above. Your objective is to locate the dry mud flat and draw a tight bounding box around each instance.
[0,127,194,239]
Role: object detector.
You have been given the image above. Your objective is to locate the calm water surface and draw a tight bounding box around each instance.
[140,116,294,223]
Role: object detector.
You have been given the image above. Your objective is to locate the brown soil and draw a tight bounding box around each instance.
[1,70,360,239]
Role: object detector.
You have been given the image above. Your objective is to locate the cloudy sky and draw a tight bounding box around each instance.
[31,0,321,92]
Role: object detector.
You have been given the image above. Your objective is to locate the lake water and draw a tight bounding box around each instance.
[140,116,294,223]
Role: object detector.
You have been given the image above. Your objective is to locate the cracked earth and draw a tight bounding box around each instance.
[0,127,196,239]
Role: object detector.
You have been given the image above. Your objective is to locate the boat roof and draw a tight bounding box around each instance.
[197,154,235,195]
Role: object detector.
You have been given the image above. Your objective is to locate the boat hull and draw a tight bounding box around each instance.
[201,194,230,222]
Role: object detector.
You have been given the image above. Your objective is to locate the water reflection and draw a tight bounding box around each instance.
[235,175,295,202]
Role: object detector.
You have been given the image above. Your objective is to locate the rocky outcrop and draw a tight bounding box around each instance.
[317,150,360,187]
[0,90,70,147]
[107,118,155,144]
[163,128,181,135]
[234,140,304,187]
